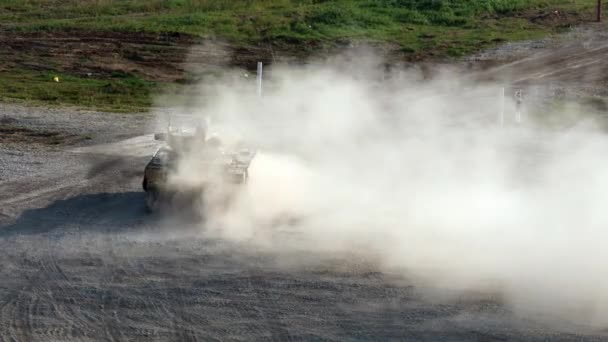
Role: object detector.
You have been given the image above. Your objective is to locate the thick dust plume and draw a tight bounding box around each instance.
[157,55,608,330]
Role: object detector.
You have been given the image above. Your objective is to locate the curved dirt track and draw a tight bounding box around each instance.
[1,103,608,342]
[470,25,608,100]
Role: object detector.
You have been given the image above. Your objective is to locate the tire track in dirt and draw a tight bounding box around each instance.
[2,106,608,341]
[0,295,21,342]
[241,273,293,341]
[38,248,93,339]
[0,150,148,342]
[4,273,37,342]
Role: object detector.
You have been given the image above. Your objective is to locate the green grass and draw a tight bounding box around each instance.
[0,0,601,111]
[0,0,597,47]
[0,70,162,112]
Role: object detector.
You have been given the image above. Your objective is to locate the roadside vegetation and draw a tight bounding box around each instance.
[0,70,159,112]
[1,0,597,51]
[0,0,601,111]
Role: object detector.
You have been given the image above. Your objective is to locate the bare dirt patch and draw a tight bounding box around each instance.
[0,30,298,82]
[501,7,592,27]
[0,122,85,146]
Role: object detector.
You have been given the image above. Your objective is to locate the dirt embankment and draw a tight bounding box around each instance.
[0,30,297,82]
[0,6,596,83]
[460,24,608,110]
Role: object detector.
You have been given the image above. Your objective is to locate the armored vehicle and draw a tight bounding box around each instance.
[142,124,255,212]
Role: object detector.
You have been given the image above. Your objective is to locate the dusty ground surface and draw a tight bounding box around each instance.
[1,103,608,342]
[2,22,608,340]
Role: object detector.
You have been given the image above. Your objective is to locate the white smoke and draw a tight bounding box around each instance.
[157,55,608,330]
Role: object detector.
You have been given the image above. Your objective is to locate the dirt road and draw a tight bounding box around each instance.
[1,104,607,342]
[469,25,608,101]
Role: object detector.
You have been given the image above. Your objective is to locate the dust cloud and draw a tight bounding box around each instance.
[156,54,608,330]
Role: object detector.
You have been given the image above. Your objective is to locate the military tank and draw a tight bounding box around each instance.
[142,123,255,213]
[142,62,264,213]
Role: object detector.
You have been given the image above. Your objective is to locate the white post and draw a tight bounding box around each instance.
[256,61,263,98]
[514,89,522,124]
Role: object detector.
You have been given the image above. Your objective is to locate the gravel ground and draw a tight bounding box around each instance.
[1,103,607,341]
[3,23,608,339]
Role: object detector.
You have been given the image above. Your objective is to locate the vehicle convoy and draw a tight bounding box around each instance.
[142,122,255,212]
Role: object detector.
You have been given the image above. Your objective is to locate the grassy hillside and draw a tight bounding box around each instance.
[1,0,597,52]
[0,0,601,112]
